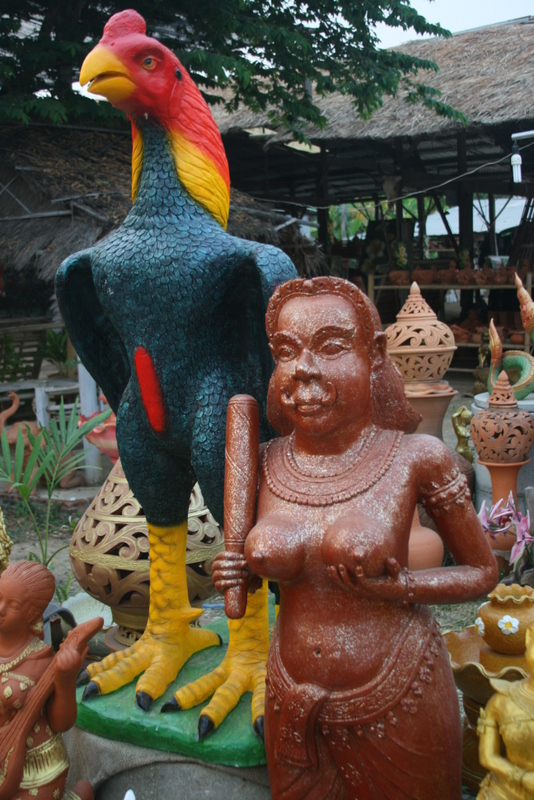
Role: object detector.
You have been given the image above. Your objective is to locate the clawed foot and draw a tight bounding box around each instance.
[172,581,269,738]
[83,624,221,708]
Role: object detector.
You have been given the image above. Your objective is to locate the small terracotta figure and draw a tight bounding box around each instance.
[478,622,534,799]
[0,561,101,800]
[215,277,498,800]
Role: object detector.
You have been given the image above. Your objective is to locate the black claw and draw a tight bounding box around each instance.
[161,697,181,713]
[136,691,153,712]
[198,714,215,740]
[82,681,100,701]
[216,633,223,646]
[76,669,90,687]
[253,715,265,742]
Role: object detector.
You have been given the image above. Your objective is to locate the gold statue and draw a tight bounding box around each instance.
[452,405,474,464]
[478,621,534,799]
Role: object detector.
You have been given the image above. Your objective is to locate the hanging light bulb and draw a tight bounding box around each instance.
[511,143,522,183]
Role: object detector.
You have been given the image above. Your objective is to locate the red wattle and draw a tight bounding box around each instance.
[134,346,167,433]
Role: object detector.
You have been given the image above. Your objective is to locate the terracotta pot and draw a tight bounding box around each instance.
[471,372,534,465]
[477,584,534,655]
[479,460,530,507]
[389,270,410,286]
[385,282,457,384]
[408,507,444,571]
[509,332,525,345]
[407,391,457,441]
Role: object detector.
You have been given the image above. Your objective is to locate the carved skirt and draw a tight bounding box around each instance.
[264,608,462,800]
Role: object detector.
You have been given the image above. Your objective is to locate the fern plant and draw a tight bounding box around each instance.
[0,397,111,599]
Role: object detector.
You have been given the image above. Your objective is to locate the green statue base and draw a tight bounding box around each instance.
[76,606,275,768]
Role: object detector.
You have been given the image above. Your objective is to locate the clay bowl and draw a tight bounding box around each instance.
[457,268,475,285]
[389,270,410,285]
[450,324,471,343]
[509,331,525,345]
[436,269,456,284]
[412,268,434,285]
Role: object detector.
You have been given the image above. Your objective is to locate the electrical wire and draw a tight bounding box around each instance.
[247,138,534,215]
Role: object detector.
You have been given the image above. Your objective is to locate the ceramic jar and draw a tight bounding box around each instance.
[70,459,223,647]
[385,282,457,386]
[385,282,458,441]
[476,584,534,656]
[471,372,534,464]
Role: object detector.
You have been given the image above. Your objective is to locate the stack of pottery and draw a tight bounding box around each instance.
[444,584,534,792]
[385,282,458,570]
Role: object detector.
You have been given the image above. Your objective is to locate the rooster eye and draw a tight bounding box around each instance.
[175,68,182,81]
[143,57,155,70]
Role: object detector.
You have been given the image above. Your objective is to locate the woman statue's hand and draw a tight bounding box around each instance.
[212,551,261,594]
[327,554,416,604]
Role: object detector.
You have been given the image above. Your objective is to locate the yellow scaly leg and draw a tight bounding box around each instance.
[163,580,269,739]
[82,521,220,708]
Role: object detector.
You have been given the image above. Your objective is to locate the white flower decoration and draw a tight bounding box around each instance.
[475,617,485,636]
[498,615,519,635]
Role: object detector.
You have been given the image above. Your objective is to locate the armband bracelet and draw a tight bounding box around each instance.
[401,568,416,606]
[420,470,470,518]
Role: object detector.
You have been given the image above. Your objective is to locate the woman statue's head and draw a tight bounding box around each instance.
[265,277,421,436]
[0,561,55,636]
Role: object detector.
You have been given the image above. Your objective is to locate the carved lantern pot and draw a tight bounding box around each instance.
[385,282,458,570]
[385,281,458,440]
[471,372,534,504]
[70,460,223,649]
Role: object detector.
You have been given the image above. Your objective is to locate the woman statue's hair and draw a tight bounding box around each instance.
[2,561,55,625]
[265,276,421,435]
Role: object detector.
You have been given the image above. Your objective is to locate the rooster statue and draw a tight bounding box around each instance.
[56,9,296,738]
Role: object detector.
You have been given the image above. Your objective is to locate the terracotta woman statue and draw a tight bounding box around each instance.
[214,276,499,800]
[477,622,534,799]
[0,561,100,800]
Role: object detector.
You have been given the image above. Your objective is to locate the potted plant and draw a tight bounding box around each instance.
[0,398,110,600]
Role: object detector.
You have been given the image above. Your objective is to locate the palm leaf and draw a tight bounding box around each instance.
[58,397,67,445]
[25,449,55,494]
[13,428,25,483]
[0,430,12,481]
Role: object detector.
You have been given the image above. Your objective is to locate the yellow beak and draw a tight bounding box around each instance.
[80,44,136,105]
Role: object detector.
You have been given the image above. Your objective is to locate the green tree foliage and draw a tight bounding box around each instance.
[0,0,456,131]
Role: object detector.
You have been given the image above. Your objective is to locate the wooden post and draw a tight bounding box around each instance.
[78,362,102,485]
[457,132,473,255]
[489,194,497,254]
[431,191,459,257]
[316,145,330,258]
[396,199,403,243]
[417,195,426,258]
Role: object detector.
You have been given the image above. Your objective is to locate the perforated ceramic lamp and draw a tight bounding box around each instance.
[471,371,534,505]
[385,282,457,440]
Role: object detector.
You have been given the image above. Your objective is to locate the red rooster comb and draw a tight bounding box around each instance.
[102,9,146,41]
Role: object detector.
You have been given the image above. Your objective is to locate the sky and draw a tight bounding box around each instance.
[377,0,533,48]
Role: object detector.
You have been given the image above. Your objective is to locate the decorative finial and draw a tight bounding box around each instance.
[488,372,518,409]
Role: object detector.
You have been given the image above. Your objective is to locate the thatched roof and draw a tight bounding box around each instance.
[212,16,534,205]
[0,124,323,283]
[214,16,534,141]
[0,124,132,280]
